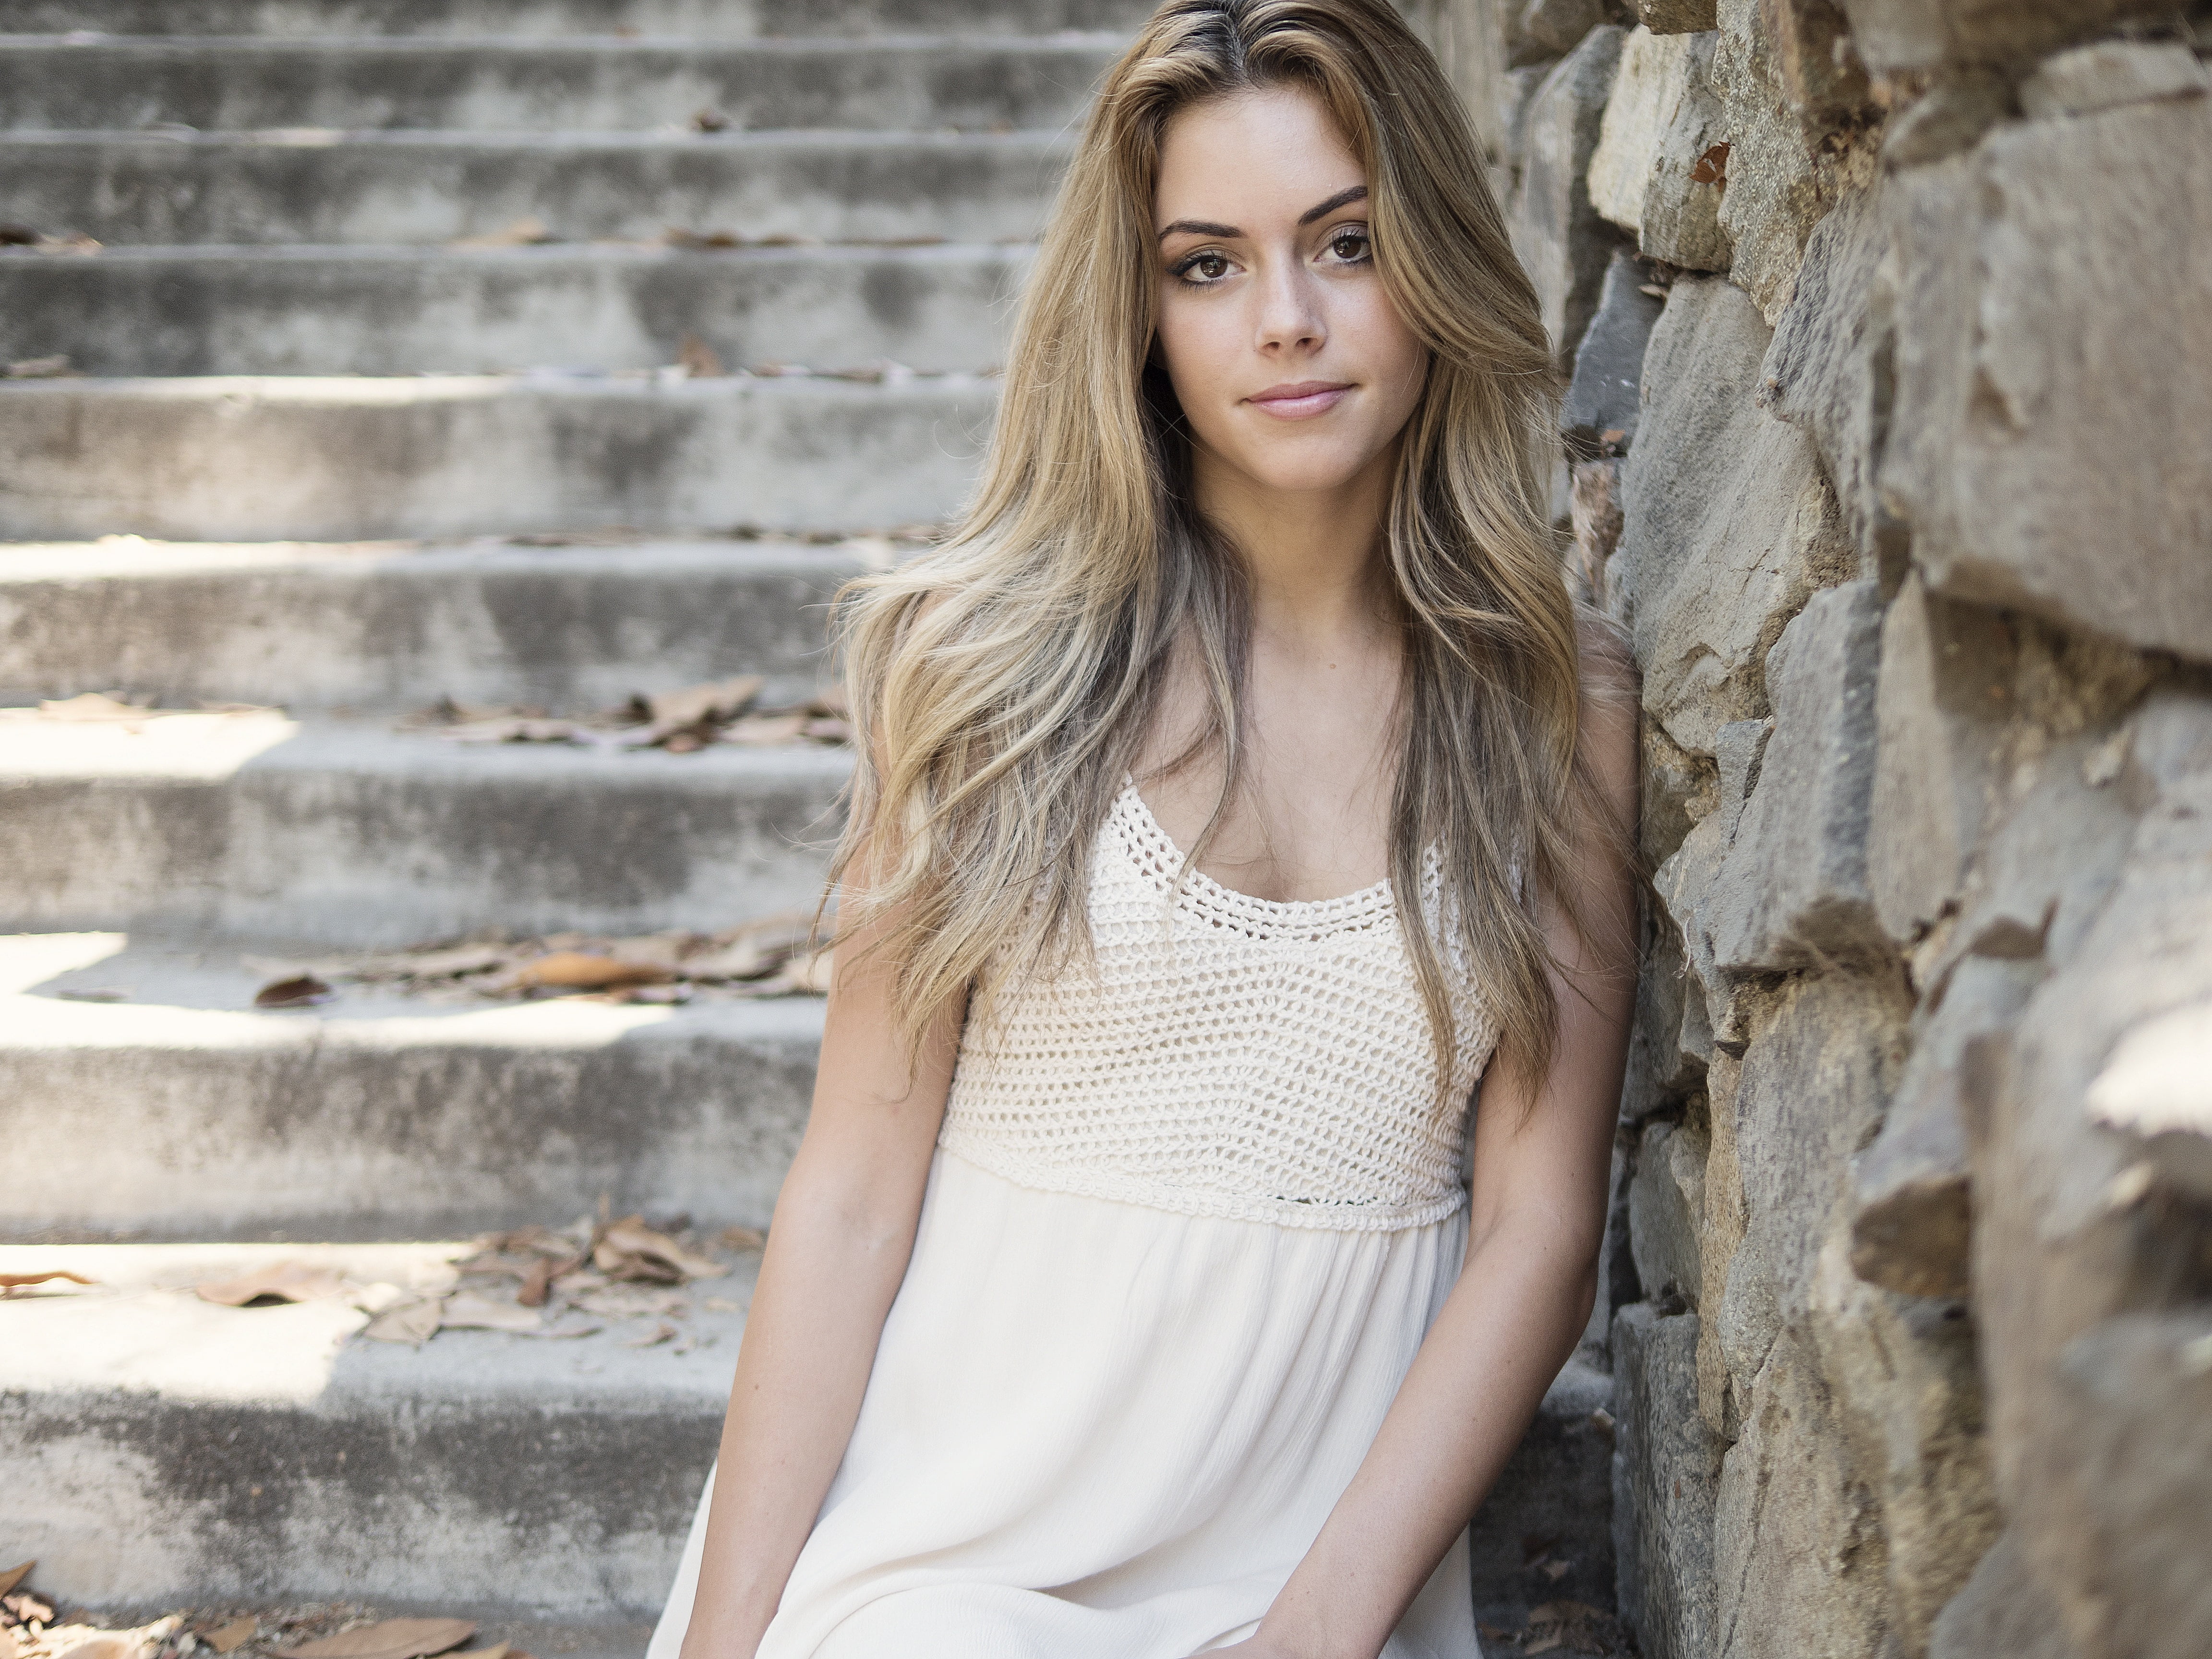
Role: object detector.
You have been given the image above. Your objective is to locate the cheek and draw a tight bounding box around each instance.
[1341,287,1428,408]
[1154,292,1236,412]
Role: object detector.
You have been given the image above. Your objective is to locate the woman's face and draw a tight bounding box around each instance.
[1151,86,1428,504]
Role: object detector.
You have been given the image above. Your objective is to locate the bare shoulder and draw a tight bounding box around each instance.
[1574,608,1639,830]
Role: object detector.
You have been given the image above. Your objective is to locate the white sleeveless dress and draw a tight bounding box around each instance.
[649,781,1498,1659]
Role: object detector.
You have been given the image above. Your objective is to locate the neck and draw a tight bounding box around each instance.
[1189,442,1398,647]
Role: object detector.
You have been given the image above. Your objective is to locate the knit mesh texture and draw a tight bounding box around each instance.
[937,782,1498,1231]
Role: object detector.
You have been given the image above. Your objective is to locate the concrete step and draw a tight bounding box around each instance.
[0,713,849,943]
[0,374,995,541]
[0,0,1159,37]
[0,242,1028,376]
[1,1239,1611,1623]
[0,537,870,714]
[0,34,1118,133]
[0,931,818,1242]
[0,129,1065,247]
[0,1239,749,1619]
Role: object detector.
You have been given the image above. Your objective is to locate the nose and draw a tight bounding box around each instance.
[1252,253,1325,356]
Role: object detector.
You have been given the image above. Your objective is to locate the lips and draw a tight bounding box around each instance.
[1246,380,1350,419]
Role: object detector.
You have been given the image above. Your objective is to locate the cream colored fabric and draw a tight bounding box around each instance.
[649,783,1494,1658]
[939,781,1497,1230]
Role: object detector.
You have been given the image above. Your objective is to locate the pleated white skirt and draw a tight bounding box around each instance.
[649,1148,1479,1659]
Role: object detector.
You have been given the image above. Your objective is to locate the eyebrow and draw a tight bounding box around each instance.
[1155,183,1369,241]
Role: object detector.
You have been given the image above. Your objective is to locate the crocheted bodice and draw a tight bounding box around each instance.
[936,781,1498,1231]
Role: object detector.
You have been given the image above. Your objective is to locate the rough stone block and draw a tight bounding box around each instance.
[2087,992,2212,1202]
[1761,178,1897,570]
[1927,1530,2084,1659]
[1509,24,1631,364]
[2038,1310,2212,1659]
[1707,579,1887,974]
[2018,38,2210,119]
[1713,971,1907,1401]
[1852,956,2040,1301]
[1615,276,1854,757]
[1812,1228,2000,1657]
[1878,74,2014,168]
[1611,1303,1722,1659]
[1882,96,2212,666]
[1518,0,1611,56]
[1712,0,1833,319]
[1757,0,1874,124]
[1866,573,2017,944]
[1837,0,2187,75]
[1713,1326,1890,1659]
[1563,248,1665,455]
[1587,25,1732,271]
[1632,0,1719,31]
[1972,733,2212,1657]
[1630,1118,1709,1302]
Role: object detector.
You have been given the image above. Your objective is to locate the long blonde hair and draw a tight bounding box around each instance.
[828,0,1621,1090]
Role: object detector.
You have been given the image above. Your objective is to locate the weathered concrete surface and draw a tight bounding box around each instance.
[1508,24,1628,364]
[0,1240,751,1617]
[0,537,865,714]
[0,129,1068,248]
[0,717,849,943]
[0,932,821,1242]
[2,0,1162,38]
[0,243,1029,376]
[1882,95,2212,666]
[0,375,996,541]
[0,35,1120,134]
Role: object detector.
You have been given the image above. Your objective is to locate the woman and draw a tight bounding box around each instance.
[653,1,1638,1654]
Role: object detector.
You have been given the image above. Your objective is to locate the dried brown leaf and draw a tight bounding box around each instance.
[596,1215,728,1282]
[361,1298,443,1346]
[1690,141,1731,185]
[0,1271,93,1295]
[717,712,807,746]
[207,1620,256,1654]
[0,1565,29,1600]
[514,952,672,991]
[644,675,761,729]
[716,1224,766,1253]
[196,1262,350,1307]
[623,1320,679,1349]
[275,1619,475,1659]
[451,217,550,249]
[439,1293,542,1334]
[676,334,724,378]
[255,974,335,1010]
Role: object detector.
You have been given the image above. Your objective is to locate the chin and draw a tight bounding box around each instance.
[1224,437,1385,497]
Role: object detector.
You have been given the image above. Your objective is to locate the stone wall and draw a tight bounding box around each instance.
[1405,3,2212,1656]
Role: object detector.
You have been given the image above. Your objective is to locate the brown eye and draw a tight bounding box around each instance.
[1190,253,1229,281]
[1327,227,1370,263]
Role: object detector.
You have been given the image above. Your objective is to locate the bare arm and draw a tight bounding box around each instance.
[676,885,962,1659]
[1231,660,1641,1659]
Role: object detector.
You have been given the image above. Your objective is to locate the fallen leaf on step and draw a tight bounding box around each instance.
[596,1214,728,1282]
[451,216,551,249]
[207,1620,257,1654]
[254,974,336,1010]
[438,1293,543,1334]
[276,1618,476,1659]
[691,107,731,132]
[197,1262,350,1306]
[684,913,817,982]
[0,1271,94,1296]
[0,1563,30,1599]
[718,712,808,746]
[1689,140,1730,185]
[677,334,724,378]
[513,952,672,990]
[573,1284,688,1319]
[436,717,590,745]
[663,227,738,250]
[624,1321,679,1349]
[361,1297,443,1346]
[717,1224,767,1253]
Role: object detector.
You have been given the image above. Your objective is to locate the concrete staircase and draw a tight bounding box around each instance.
[0,0,1615,1645]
